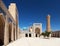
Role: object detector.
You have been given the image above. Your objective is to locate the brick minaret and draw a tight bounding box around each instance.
[46,14,51,32]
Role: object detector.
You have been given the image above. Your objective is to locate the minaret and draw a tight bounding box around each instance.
[46,14,51,32]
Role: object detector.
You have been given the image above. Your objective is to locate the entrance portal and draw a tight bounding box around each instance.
[35,28,40,34]
[35,28,40,37]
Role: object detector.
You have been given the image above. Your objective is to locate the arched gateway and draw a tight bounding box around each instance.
[35,28,40,34]
[35,28,40,37]
[33,23,42,37]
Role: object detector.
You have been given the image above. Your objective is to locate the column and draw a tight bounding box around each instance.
[15,26,17,40]
[16,26,17,39]
[11,22,14,41]
[17,27,19,39]
[17,27,20,39]
[4,15,9,46]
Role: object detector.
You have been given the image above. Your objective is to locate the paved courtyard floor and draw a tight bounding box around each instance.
[7,37,60,46]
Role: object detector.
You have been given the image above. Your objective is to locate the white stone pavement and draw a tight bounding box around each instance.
[7,37,60,46]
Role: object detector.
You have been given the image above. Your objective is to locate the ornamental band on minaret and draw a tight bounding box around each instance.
[46,14,51,32]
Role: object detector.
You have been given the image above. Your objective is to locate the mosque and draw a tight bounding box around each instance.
[20,23,42,37]
[20,15,51,38]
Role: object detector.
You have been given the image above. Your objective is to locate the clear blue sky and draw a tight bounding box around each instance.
[3,0,60,32]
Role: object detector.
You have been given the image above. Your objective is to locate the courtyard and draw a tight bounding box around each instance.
[7,37,60,46]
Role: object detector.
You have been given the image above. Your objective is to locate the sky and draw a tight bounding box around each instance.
[3,0,60,32]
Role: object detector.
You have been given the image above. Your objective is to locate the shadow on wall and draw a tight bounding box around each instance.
[0,39,3,46]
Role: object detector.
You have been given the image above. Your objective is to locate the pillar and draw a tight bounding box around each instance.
[4,15,9,46]
[17,27,20,39]
[11,22,14,41]
[46,14,51,32]
[15,26,17,40]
